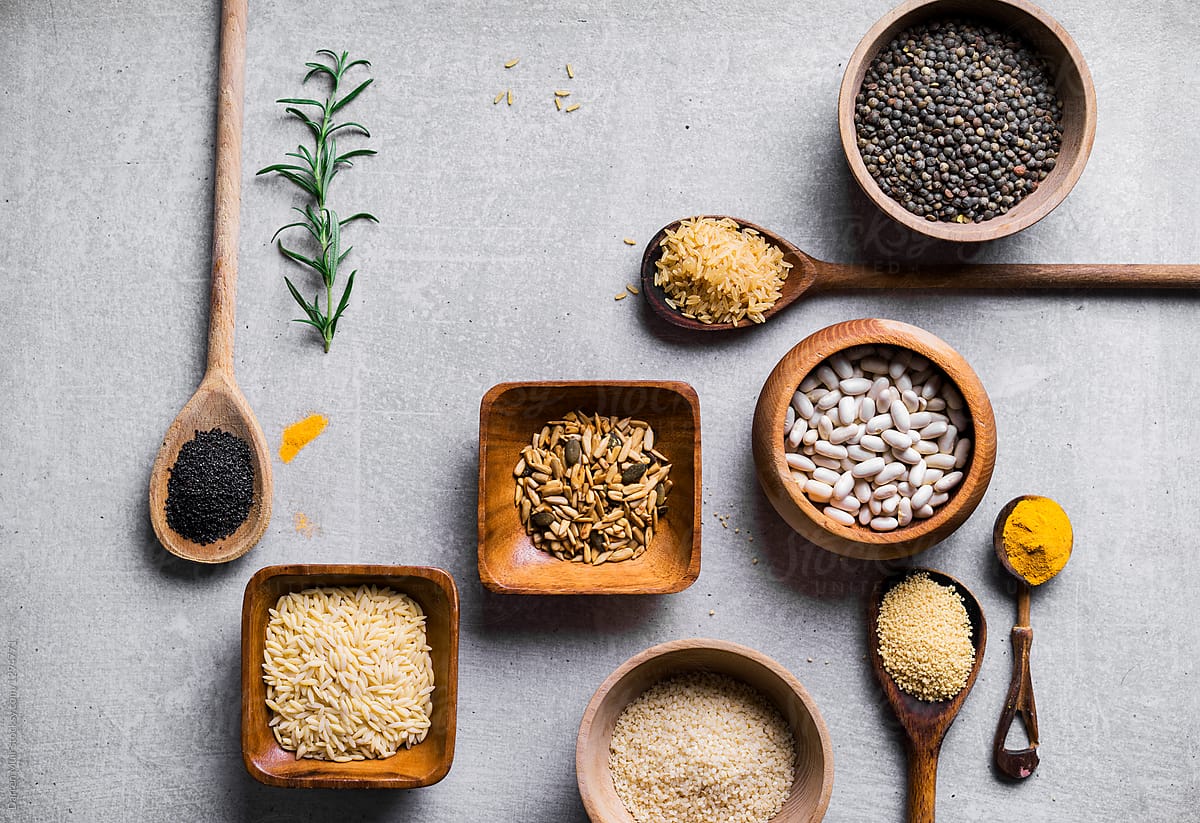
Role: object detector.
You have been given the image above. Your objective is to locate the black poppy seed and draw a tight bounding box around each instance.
[165,427,255,545]
[854,17,1063,224]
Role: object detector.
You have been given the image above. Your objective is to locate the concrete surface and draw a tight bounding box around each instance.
[3,0,1199,820]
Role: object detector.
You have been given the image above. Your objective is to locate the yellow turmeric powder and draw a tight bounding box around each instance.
[1000,497,1072,585]
[279,414,328,463]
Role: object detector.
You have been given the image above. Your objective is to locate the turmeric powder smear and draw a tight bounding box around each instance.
[279,414,329,463]
[1001,497,1072,586]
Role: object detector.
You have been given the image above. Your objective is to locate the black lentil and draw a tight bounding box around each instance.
[854,18,1063,224]
[165,428,254,545]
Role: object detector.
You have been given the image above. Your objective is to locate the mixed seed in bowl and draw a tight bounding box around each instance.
[784,345,972,531]
[515,411,672,564]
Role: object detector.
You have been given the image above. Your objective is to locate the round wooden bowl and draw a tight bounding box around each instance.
[752,319,997,560]
[838,0,1097,242]
[577,638,834,823]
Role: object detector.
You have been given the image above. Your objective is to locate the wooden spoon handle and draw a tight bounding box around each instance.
[815,261,1200,292]
[905,739,940,823]
[994,625,1041,779]
[207,0,248,375]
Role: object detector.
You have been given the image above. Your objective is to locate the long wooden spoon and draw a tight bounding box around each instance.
[148,0,272,564]
[641,216,1200,331]
[867,569,987,823]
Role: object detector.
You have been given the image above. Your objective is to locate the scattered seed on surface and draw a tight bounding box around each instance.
[504,57,520,68]
[614,292,627,300]
[555,97,563,111]
[623,237,637,246]
[493,90,505,105]
[554,89,571,97]
[566,63,574,78]
[565,103,580,112]
[625,283,639,295]
[506,89,513,105]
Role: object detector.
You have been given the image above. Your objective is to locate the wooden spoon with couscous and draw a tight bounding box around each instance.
[640,216,1200,332]
[867,568,987,823]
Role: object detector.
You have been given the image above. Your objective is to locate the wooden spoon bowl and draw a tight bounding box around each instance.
[148,370,273,563]
[838,0,1097,242]
[867,569,987,822]
[577,638,834,823]
[752,319,996,560]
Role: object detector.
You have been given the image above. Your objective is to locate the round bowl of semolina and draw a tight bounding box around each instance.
[576,638,833,823]
[752,318,997,560]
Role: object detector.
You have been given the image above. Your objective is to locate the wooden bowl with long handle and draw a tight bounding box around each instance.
[752,319,996,559]
[577,638,834,823]
[838,0,1097,242]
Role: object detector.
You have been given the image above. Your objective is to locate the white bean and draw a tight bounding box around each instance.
[830,354,853,379]
[834,471,855,500]
[929,492,949,507]
[914,504,935,519]
[817,415,834,440]
[817,365,839,390]
[831,495,860,513]
[895,373,913,392]
[787,418,807,448]
[861,356,890,374]
[813,467,841,486]
[915,439,939,456]
[830,425,857,445]
[890,399,911,432]
[876,462,907,485]
[897,481,913,497]
[866,413,893,434]
[823,506,855,527]
[926,397,946,411]
[881,495,900,515]
[802,429,819,446]
[937,425,958,454]
[869,498,883,515]
[799,373,820,392]
[785,453,815,472]
[838,395,860,426]
[888,359,906,380]
[954,439,972,468]
[910,485,934,509]
[919,420,948,440]
[817,390,842,411]
[926,453,956,471]
[908,460,927,487]
[934,471,963,493]
[793,391,814,418]
[873,484,899,500]
[813,455,842,471]
[882,429,911,450]
[871,516,899,532]
[948,408,969,430]
[854,480,873,503]
[902,389,921,413]
[897,497,913,526]
[847,445,874,462]
[895,447,923,465]
[785,405,796,432]
[858,507,872,525]
[814,441,848,460]
[805,480,834,502]
[858,396,876,423]
[839,377,871,395]
[921,374,942,399]
[909,411,933,429]
[868,376,889,402]
[851,457,886,478]
[860,434,886,453]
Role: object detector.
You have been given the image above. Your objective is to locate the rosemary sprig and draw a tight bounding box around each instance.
[258,49,377,352]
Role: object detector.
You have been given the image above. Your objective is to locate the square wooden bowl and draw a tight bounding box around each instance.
[478,381,701,595]
[241,564,460,788]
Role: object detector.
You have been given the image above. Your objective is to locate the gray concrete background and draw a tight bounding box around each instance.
[3,0,1198,820]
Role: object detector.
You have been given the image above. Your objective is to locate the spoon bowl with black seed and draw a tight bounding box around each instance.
[640,216,1200,332]
[148,0,273,564]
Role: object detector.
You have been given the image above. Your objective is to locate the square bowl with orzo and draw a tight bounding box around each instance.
[241,563,459,788]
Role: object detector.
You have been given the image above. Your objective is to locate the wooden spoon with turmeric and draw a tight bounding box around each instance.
[992,495,1073,779]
